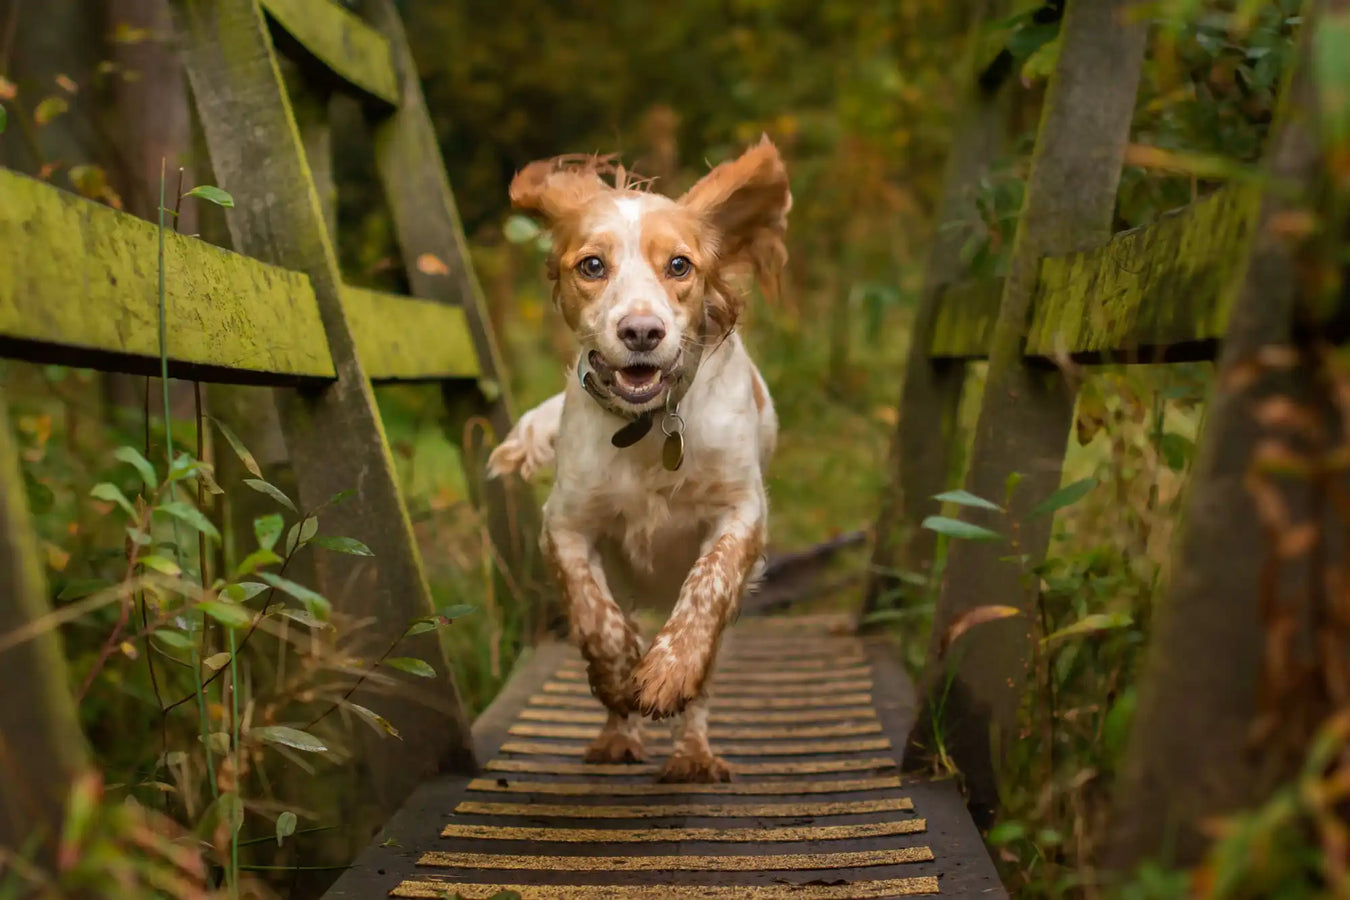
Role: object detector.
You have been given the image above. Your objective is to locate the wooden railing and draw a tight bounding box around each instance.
[0,0,544,868]
[867,0,1334,872]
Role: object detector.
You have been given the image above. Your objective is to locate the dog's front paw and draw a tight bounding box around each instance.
[660,749,732,783]
[584,729,645,764]
[585,659,636,716]
[631,640,708,720]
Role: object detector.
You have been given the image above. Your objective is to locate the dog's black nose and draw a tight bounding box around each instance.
[617,315,666,352]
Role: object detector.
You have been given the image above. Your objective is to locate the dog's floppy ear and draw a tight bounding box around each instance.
[679,136,792,299]
[508,155,613,226]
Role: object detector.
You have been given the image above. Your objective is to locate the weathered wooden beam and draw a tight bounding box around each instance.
[258,0,398,106]
[0,387,91,862]
[170,0,476,875]
[0,167,335,383]
[930,185,1259,362]
[904,0,1149,827]
[360,0,556,636]
[1108,0,1326,868]
[343,286,480,382]
[865,0,1013,615]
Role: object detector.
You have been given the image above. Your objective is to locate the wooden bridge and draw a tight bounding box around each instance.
[0,0,1339,895]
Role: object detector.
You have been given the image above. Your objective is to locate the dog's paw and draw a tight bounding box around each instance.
[584,659,637,716]
[631,642,707,720]
[659,749,732,783]
[584,730,645,764]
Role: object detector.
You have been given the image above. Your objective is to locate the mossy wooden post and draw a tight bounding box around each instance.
[169,0,477,862]
[903,0,1147,824]
[1109,4,1326,868]
[866,6,1013,616]
[0,388,90,860]
[359,0,554,638]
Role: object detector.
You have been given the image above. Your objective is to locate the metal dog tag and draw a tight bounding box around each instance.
[662,431,685,471]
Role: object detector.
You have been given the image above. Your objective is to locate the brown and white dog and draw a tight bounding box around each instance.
[486,138,790,782]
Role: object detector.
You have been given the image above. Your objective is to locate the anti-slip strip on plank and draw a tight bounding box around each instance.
[527,692,876,710]
[391,877,941,898]
[439,819,928,843]
[517,706,880,725]
[507,722,883,741]
[417,846,935,871]
[484,757,897,777]
[540,680,874,697]
[465,775,903,796]
[453,797,916,818]
[497,737,893,757]
[553,658,869,675]
[550,666,874,685]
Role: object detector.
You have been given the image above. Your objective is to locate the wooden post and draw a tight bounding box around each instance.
[866,2,1013,615]
[0,388,90,860]
[358,0,555,637]
[169,0,477,865]
[903,0,1148,824]
[1108,2,1327,867]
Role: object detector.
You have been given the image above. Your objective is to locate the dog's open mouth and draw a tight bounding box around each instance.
[590,352,672,405]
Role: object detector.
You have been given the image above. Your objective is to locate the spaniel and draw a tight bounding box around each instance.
[487,138,790,782]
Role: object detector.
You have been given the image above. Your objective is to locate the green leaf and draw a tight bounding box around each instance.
[233,547,283,577]
[437,603,477,620]
[1159,432,1194,472]
[203,651,233,671]
[244,479,297,513]
[126,526,152,546]
[319,489,355,511]
[139,554,182,576]
[209,417,261,478]
[151,629,194,651]
[183,184,235,208]
[114,446,158,490]
[91,482,135,517]
[310,535,373,556]
[254,513,284,552]
[273,608,333,630]
[276,811,298,847]
[156,501,221,542]
[223,581,268,603]
[383,657,436,678]
[405,621,438,636]
[285,516,318,556]
[921,515,1003,542]
[205,791,244,837]
[1027,477,1099,519]
[258,572,331,620]
[198,600,253,629]
[0,104,7,135]
[1101,687,1137,761]
[58,579,107,601]
[1008,21,1059,59]
[987,821,1026,845]
[503,214,542,243]
[1041,611,1133,646]
[251,725,327,753]
[933,489,1002,512]
[349,703,401,739]
[1315,13,1350,147]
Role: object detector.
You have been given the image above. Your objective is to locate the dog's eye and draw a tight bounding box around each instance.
[577,256,607,280]
[667,256,693,278]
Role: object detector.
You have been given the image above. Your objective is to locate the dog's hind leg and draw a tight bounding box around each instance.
[659,695,731,783]
[585,710,645,764]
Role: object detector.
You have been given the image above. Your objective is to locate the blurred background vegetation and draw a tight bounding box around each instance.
[0,0,1328,896]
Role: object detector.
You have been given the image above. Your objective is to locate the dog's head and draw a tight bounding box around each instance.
[509,137,791,414]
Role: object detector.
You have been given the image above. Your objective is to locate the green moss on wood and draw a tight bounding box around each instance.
[928,184,1258,361]
[260,0,398,105]
[342,286,480,381]
[0,168,336,380]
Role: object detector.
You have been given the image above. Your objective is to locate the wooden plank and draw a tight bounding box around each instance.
[0,388,91,862]
[358,0,555,635]
[258,0,398,105]
[392,879,941,899]
[0,167,334,383]
[904,0,1149,827]
[438,820,928,843]
[929,185,1258,362]
[1108,5,1326,869]
[865,1,1012,614]
[341,286,481,381]
[170,0,476,880]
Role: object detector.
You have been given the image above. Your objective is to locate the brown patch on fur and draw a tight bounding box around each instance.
[751,369,769,414]
[542,530,643,715]
[632,527,766,719]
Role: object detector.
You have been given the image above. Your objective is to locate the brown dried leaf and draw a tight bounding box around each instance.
[1278,523,1320,560]
[55,73,78,94]
[0,76,15,101]
[940,605,1021,657]
[1256,345,1300,370]
[1245,471,1291,531]
[1253,395,1320,435]
[416,252,450,276]
[1267,209,1318,240]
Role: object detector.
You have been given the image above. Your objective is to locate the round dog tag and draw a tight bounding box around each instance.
[662,432,685,471]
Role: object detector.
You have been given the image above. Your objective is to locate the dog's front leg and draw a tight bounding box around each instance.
[632,497,766,720]
[542,526,646,762]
